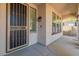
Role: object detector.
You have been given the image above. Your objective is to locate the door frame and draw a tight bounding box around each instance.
[28,4,38,45]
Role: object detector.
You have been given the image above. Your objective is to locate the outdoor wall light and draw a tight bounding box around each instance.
[38,16,42,22]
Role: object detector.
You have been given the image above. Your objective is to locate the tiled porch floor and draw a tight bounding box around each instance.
[6,36,79,56]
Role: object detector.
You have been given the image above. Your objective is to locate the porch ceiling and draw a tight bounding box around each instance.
[50,3,78,18]
[34,3,78,18]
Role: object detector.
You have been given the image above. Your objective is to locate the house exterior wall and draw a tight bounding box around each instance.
[46,4,63,45]
[38,4,63,46]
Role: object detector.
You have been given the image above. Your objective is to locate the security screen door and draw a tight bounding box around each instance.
[7,3,28,52]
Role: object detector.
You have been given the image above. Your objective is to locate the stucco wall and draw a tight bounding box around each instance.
[38,4,62,46]
[0,4,6,55]
[38,4,46,45]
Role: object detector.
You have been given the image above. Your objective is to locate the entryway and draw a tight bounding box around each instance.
[6,3,37,53]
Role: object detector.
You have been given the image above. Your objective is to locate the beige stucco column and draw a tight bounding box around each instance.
[77,4,79,41]
[38,4,46,45]
[0,4,6,55]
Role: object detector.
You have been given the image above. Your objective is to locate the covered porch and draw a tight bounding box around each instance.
[0,3,79,56]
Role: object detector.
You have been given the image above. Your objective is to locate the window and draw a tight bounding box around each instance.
[30,7,37,32]
[52,12,61,35]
